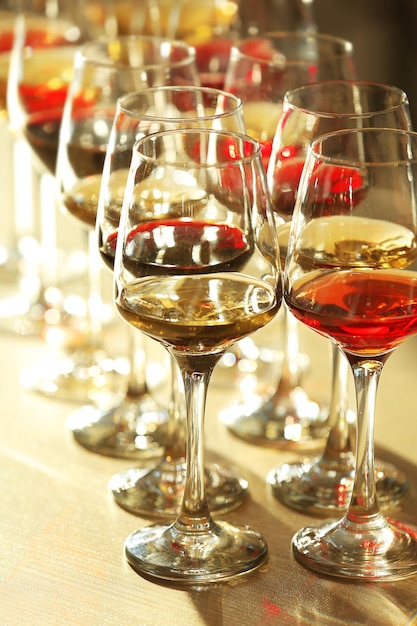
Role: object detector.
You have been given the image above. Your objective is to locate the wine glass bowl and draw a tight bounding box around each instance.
[286,127,417,581]
[114,127,281,583]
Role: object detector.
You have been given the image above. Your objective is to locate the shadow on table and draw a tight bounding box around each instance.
[183,443,417,626]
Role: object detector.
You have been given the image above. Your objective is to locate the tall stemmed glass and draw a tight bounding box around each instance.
[267,81,412,514]
[59,36,199,451]
[98,85,249,513]
[4,7,94,339]
[221,31,356,447]
[115,128,281,582]
[286,127,417,581]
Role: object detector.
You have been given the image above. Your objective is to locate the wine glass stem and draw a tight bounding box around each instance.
[279,304,302,390]
[126,327,148,396]
[318,345,354,469]
[348,359,383,519]
[174,359,215,528]
[86,229,103,349]
[39,172,58,289]
[165,358,186,460]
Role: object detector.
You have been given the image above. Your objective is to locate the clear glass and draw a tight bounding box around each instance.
[286,127,417,581]
[58,36,199,447]
[115,128,281,582]
[97,85,250,505]
[220,32,356,447]
[266,80,411,512]
[3,10,87,340]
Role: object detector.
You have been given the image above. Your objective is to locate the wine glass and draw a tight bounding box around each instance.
[3,8,89,340]
[266,80,412,514]
[220,31,356,446]
[113,0,240,91]
[97,85,250,513]
[286,127,417,581]
[115,127,281,582]
[58,36,200,449]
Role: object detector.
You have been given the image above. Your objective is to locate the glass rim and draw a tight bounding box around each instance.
[283,80,409,119]
[78,35,195,69]
[132,127,262,165]
[118,85,243,122]
[233,30,354,65]
[309,127,417,166]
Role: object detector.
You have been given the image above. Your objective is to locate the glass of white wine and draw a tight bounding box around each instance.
[114,127,281,582]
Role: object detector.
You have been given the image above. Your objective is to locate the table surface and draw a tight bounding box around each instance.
[1,288,417,626]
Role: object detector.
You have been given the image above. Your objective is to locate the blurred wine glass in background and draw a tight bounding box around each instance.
[57,36,199,448]
[220,31,356,450]
[96,85,249,513]
[3,1,111,339]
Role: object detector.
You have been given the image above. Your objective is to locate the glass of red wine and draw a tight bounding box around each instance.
[266,80,412,514]
[115,127,281,583]
[220,31,357,447]
[57,36,199,450]
[97,85,249,514]
[286,127,417,581]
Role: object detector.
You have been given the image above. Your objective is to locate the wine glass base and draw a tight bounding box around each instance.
[19,348,127,404]
[125,519,267,583]
[66,396,168,459]
[220,386,328,451]
[109,461,248,518]
[292,517,417,581]
[268,458,408,516]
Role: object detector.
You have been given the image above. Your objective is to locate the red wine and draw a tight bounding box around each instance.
[287,269,417,355]
[99,228,118,271]
[66,115,114,178]
[24,109,62,173]
[271,156,366,220]
[117,274,279,352]
[18,80,68,115]
[194,38,232,90]
[123,219,252,276]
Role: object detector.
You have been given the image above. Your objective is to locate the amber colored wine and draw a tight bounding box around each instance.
[62,174,102,228]
[117,274,279,352]
[123,219,252,276]
[287,269,417,356]
[291,216,417,271]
